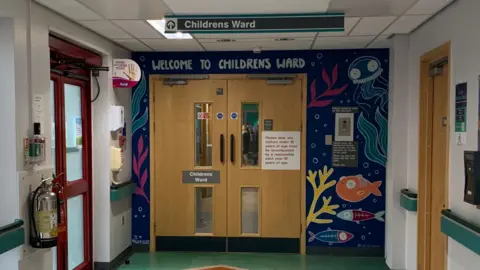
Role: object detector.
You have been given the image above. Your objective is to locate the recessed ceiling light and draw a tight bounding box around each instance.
[275,38,295,41]
[146,19,193,40]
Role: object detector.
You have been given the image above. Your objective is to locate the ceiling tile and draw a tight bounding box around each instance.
[163,0,330,14]
[383,15,430,35]
[79,20,133,39]
[350,16,397,36]
[140,39,204,51]
[406,0,453,15]
[193,32,317,39]
[317,17,360,36]
[114,39,152,51]
[202,39,313,51]
[367,35,391,48]
[112,20,164,39]
[35,0,103,20]
[79,0,171,20]
[327,0,418,17]
[313,36,375,49]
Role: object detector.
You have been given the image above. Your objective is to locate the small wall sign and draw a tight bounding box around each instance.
[264,119,274,131]
[182,170,220,184]
[113,59,141,88]
[216,112,224,120]
[230,112,238,120]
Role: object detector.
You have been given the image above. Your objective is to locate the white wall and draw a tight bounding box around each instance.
[385,34,410,270]
[0,16,21,270]
[397,0,480,269]
[0,0,132,268]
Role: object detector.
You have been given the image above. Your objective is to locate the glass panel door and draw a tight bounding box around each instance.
[51,74,92,270]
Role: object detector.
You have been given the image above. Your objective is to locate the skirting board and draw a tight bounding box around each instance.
[94,245,132,270]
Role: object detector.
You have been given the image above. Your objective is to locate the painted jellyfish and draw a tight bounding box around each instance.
[348,56,389,114]
[348,56,389,168]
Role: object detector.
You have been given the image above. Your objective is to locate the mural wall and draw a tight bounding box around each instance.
[131,49,389,251]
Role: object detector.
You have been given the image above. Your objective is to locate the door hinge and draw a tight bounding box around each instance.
[153,122,155,132]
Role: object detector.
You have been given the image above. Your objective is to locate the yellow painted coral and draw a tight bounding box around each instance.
[306,165,340,227]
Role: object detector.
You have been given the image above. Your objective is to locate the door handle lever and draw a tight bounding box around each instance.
[220,134,225,164]
[230,134,235,163]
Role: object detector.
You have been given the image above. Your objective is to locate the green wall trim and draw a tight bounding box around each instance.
[0,220,25,255]
[400,189,418,212]
[441,209,480,255]
[110,182,136,202]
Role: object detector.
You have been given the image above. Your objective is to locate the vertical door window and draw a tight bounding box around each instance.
[241,103,259,166]
[67,195,85,270]
[195,103,213,167]
[241,187,260,234]
[64,83,84,181]
[195,187,213,233]
[50,80,56,172]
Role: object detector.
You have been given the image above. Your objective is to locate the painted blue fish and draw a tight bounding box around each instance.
[308,228,354,245]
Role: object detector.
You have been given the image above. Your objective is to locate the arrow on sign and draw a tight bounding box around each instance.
[166,20,176,30]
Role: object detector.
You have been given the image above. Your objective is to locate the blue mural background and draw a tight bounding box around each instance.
[131,49,389,250]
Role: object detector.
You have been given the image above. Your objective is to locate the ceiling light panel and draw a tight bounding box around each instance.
[349,16,397,36]
[112,20,164,39]
[78,0,171,20]
[79,20,133,39]
[163,0,331,14]
[313,36,375,49]
[406,0,453,15]
[35,0,103,20]
[114,39,152,51]
[140,39,204,51]
[383,15,430,35]
[147,20,193,39]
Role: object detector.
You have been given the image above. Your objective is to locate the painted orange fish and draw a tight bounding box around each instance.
[336,175,382,203]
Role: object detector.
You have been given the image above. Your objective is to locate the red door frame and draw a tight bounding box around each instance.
[50,35,98,270]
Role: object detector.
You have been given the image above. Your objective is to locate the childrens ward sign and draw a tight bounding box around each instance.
[164,13,344,34]
[262,131,301,170]
[183,170,220,184]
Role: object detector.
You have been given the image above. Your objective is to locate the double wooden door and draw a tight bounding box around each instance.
[153,78,303,252]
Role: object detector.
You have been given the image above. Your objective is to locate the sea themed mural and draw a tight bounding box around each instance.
[131,49,388,252]
[308,229,354,245]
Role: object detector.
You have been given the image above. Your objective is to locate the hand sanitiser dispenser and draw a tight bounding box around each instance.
[463,151,480,205]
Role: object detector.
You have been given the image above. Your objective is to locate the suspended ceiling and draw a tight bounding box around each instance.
[35,0,454,52]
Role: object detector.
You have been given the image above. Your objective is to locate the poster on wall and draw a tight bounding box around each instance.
[130,49,389,251]
[455,82,467,145]
[262,131,300,170]
[113,59,141,88]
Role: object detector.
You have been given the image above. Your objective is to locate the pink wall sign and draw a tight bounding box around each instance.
[113,59,141,88]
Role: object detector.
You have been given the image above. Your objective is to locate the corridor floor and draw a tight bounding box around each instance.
[119,252,389,270]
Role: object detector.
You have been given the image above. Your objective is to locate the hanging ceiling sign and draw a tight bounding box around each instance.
[164,13,344,34]
[113,59,141,88]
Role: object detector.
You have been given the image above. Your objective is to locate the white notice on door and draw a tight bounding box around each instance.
[262,131,301,170]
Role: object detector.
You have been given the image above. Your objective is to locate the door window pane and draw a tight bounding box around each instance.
[241,103,259,166]
[50,80,56,172]
[67,195,85,270]
[195,104,213,167]
[241,187,259,234]
[64,83,83,181]
[195,187,213,233]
